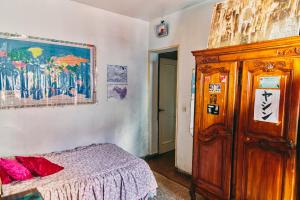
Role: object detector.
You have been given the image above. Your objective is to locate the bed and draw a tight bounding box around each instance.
[0,143,158,200]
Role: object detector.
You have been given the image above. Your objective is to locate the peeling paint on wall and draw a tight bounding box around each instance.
[208,0,300,48]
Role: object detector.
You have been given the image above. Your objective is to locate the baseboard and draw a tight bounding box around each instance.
[175,167,192,178]
[143,153,159,160]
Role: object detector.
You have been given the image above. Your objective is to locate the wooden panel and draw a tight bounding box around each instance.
[192,37,300,200]
[192,62,238,199]
[235,58,300,200]
[245,59,293,140]
[201,72,227,130]
[193,37,300,65]
[198,139,222,187]
[244,145,284,200]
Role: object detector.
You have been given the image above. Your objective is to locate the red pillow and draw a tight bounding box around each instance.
[16,156,64,177]
[0,167,12,184]
[0,158,33,181]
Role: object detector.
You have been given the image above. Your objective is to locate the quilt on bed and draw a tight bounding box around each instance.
[2,143,158,200]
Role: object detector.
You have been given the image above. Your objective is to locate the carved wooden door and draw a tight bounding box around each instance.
[193,62,238,199]
[235,58,300,200]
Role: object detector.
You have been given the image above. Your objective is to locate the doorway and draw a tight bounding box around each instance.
[147,47,191,187]
[158,52,177,154]
[148,47,178,156]
[147,46,179,156]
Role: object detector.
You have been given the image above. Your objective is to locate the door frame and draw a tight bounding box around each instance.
[147,45,179,163]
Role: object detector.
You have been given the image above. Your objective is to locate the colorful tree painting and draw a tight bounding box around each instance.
[0,35,95,108]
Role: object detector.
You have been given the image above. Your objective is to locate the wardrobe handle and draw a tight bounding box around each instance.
[245,136,250,142]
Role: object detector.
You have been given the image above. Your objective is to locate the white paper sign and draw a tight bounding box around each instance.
[254,89,280,123]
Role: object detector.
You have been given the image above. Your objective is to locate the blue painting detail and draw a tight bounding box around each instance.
[0,36,94,108]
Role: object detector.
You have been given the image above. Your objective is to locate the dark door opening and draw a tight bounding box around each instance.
[158,51,177,154]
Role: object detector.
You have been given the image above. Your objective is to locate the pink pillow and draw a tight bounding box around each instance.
[16,156,64,177]
[0,158,33,181]
[0,167,12,184]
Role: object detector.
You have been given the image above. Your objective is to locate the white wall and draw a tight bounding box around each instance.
[149,0,220,173]
[0,0,221,174]
[0,0,149,157]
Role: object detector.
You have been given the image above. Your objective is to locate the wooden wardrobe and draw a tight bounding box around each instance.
[191,37,300,200]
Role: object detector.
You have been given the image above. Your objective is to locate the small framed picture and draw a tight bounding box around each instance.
[156,21,169,37]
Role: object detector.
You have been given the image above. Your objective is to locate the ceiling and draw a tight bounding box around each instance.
[71,0,214,21]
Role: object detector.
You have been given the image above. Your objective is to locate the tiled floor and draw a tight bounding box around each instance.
[145,150,192,189]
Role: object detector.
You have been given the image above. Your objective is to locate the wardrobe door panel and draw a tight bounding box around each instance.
[244,145,284,200]
[198,139,223,187]
[193,62,238,199]
[235,58,300,200]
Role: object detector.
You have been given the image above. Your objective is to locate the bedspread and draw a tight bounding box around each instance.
[2,144,157,200]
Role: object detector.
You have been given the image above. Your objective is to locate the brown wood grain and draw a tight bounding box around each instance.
[235,58,299,200]
[192,62,238,199]
[191,36,300,200]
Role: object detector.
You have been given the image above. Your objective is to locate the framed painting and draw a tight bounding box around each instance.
[0,32,96,109]
[208,0,300,48]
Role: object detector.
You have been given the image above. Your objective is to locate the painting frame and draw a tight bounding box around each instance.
[0,32,96,109]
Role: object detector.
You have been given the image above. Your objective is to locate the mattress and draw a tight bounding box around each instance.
[2,144,158,200]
